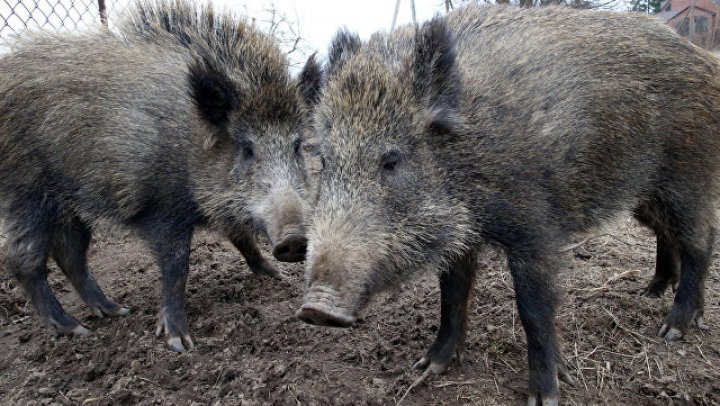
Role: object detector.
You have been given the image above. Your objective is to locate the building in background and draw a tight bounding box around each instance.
[657,0,720,48]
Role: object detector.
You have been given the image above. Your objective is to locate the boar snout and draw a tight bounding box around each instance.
[296,286,356,328]
[272,226,307,262]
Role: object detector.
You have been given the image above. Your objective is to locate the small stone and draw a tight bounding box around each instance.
[658,375,676,384]
[37,387,55,396]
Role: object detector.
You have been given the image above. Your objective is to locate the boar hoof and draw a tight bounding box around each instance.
[658,306,705,341]
[658,324,683,341]
[72,325,91,335]
[46,313,91,336]
[526,395,559,406]
[643,276,677,298]
[412,356,449,374]
[155,308,194,353]
[89,303,130,318]
[249,260,286,280]
[166,335,194,353]
[557,362,576,387]
[695,316,708,330]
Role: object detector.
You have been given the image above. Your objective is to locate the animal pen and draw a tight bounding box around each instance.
[0,0,125,38]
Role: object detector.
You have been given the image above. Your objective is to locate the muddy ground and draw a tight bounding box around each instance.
[1,216,719,405]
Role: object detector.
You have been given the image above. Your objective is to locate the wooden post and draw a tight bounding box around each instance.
[391,0,401,30]
[689,0,695,44]
[410,0,416,26]
[98,0,108,27]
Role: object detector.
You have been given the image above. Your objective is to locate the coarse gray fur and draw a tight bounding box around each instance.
[0,0,321,352]
[298,4,720,404]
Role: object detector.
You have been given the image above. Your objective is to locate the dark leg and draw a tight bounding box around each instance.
[51,217,128,317]
[143,227,194,352]
[413,250,477,374]
[658,212,714,341]
[644,233,681,298]
[634,204,681,297]
[7,208,88,335]
[230,232,284,279]
[508,252,569,406]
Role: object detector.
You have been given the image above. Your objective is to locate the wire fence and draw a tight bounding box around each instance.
[0,0,130,38]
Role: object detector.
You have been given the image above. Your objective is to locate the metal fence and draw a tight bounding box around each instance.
[0,0,129,38]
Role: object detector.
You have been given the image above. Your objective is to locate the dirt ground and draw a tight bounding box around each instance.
[1,216,719,405]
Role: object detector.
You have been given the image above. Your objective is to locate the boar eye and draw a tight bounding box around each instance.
[293,138,303,155]
[241,142,254,160]
[381,150,402,172]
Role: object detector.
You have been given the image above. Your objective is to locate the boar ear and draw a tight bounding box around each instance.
[299,52,323,106]
[412,17,460,128]
[327,28,361,74]
[188,55,239,145]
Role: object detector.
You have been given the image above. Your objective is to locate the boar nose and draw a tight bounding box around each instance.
[272,233,307,262]
[296,303,356,328]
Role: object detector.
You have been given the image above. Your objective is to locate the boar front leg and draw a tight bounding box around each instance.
[143,226,194,353]
[508,251,574,406]
[413,250,477,374]
[230,231,284,279]
[52,216,129,318]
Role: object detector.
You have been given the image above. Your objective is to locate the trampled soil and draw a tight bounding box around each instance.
[1,217,720,405]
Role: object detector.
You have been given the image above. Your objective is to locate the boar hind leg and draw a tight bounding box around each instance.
[52,217,128,318]
[509,251,573,406]
[634,204,681,298]
[142,226,194,353]
[7,204,89,335]
[413,250,477,374]
[658,203,714,341]
[230,232,284,279]
[645,234,681,298]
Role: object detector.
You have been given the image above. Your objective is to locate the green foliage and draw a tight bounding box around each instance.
[631,0,663,13]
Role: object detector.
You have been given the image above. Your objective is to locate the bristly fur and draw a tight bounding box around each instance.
[0,0,315,351]
[121,0,286,76]
[187,55,239,131]
[298,53,324,106]
[302,4,720,403]
[412,16,459,112]
[327,28,361,75]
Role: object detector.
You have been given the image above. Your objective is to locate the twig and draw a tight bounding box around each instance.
[433,379,477,388]
[581,269,641,298]
[644,344,652,380]
[604,269,641,284]
[396,369,430,406]
[697,344,712,365]
[560,233,651,253]
[560,233,613,252]
[603,307,659,344]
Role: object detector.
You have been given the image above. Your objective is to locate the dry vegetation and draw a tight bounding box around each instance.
[0,216,719,405]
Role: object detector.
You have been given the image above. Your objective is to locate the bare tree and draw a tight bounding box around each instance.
[244,3,310,68]
[450,0,621,9]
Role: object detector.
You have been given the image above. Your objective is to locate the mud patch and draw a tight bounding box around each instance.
[1,218,720,405]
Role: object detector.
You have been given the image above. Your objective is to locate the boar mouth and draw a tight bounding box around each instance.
[296,286,357,328]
